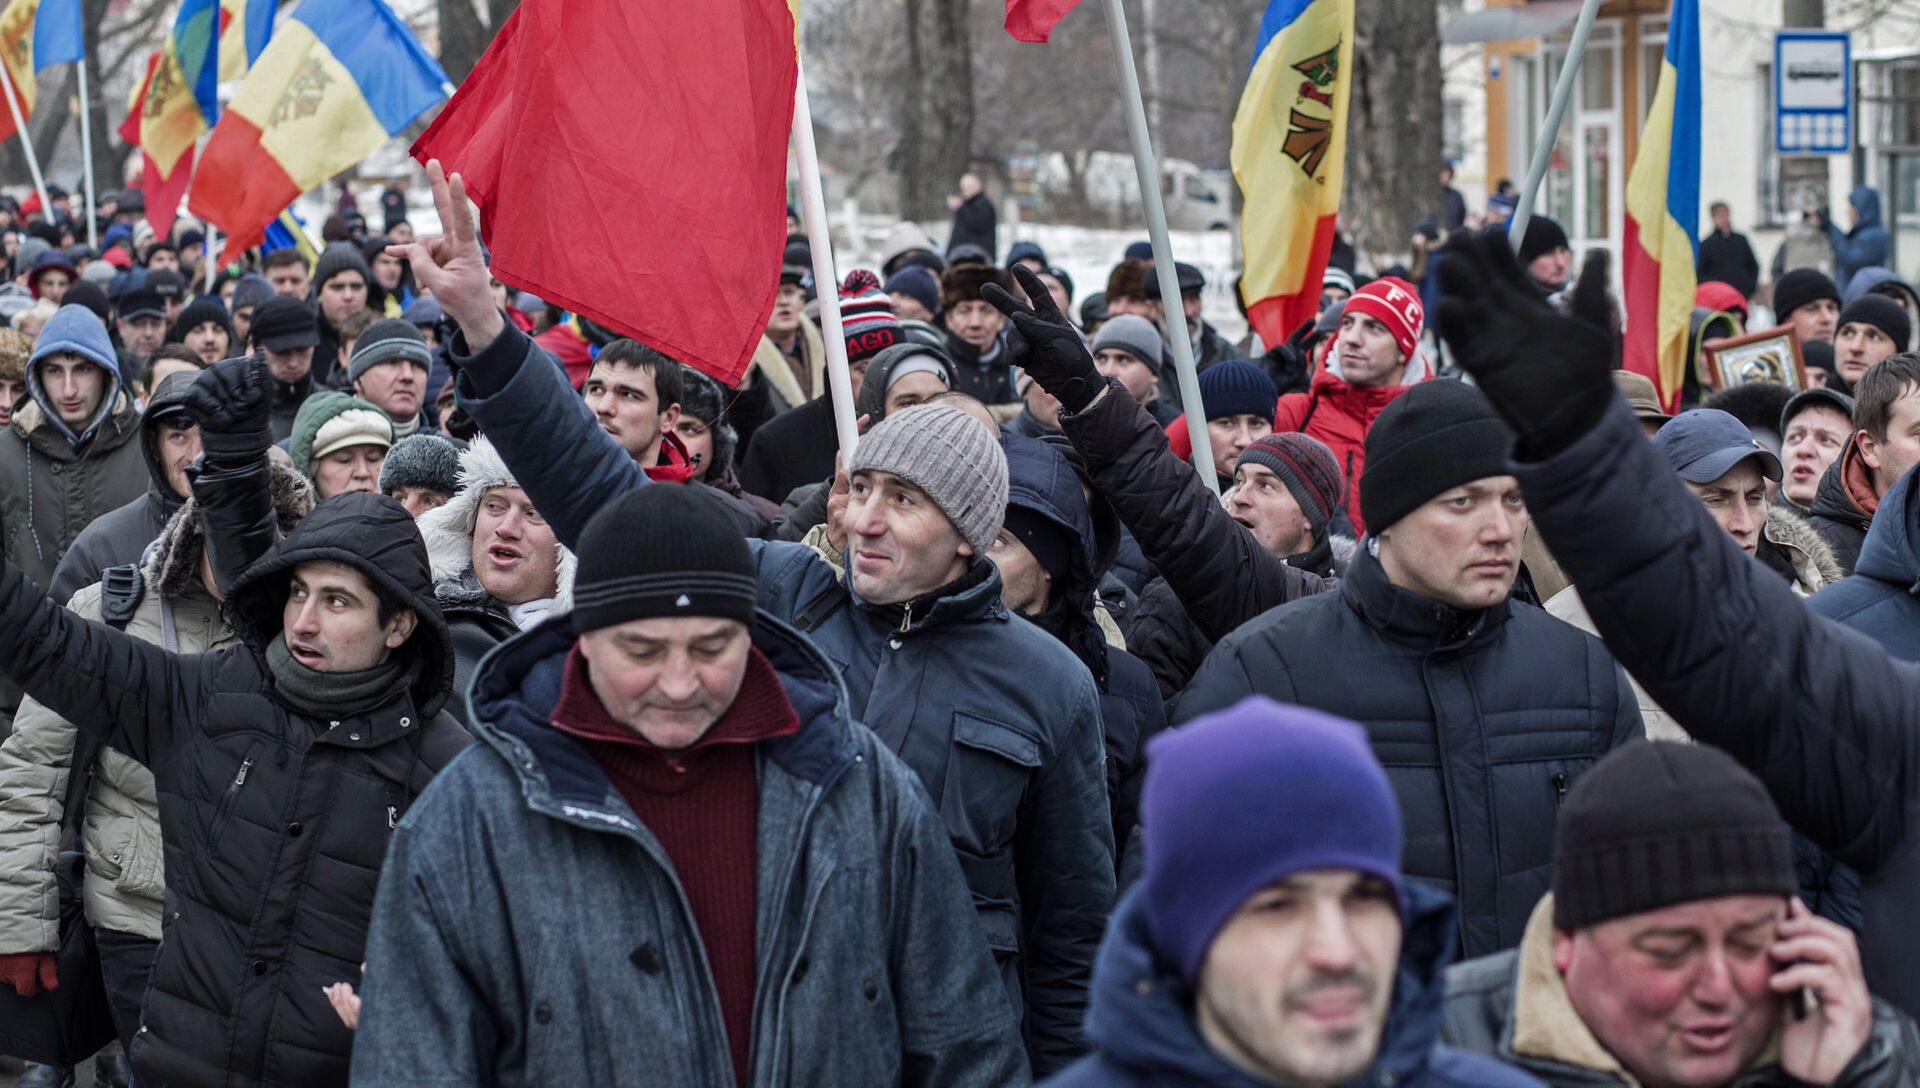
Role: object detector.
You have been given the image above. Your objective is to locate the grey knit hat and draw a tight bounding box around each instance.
[1091,313,1164,375]
[850,402,1008,554]
[379,433,461,497]
[347,318,433,386]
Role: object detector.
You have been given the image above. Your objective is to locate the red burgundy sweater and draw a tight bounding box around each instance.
[549,644,799,1085]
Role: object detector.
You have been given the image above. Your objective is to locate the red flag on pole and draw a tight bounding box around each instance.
[1005,0,1083,42]
[412,0,799,386]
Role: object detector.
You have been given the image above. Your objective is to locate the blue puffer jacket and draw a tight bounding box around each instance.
[451,324,1116,1074]
[1042,884,1545,1088]
[1813,468,1920,660]
[1829,187,1892,285]
[1174,546,1643,958]
[351,612,1030,1088]
[1004,433,1166,865]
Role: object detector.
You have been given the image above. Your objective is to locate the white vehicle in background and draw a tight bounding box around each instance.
[1031,151,1236,233]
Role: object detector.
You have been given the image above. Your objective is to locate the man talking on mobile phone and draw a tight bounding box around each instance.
[1440,742,1919,1087]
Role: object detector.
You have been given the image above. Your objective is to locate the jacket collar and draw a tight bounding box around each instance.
[851,556,1007,635]
[1342,543,1509,650]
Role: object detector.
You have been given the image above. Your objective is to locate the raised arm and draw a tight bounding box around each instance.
[182,356,284,596]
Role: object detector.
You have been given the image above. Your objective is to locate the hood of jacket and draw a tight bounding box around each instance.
[1850,186,1884,232]
[1842,265,1920,312]
[226,490,454,717]
[26,303,124,447]
[1810,432,1878,528]
[144,460,316,599]
[1081,881,1464,1086]
[1853,463,1920,590]
[1762,504,1844,592]
[854,341,959,423]
[465,607,855,812]
[1003,432,1108,686]
[416,437,576,614]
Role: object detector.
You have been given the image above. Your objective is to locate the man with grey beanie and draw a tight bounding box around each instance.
[402,161,1115,1074]
[349,318,438,439]
[1091,313,1178,427]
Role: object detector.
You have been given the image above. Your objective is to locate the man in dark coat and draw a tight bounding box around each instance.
[250,295,322,442]
[396,162,1114,1073]
[948,173,997,260]
[48,370,200,604]
[1697,200,1761,298]
[1174,381,1643,958]
[1432,226,1920,1023]
[1142,261,1237,372]
[1443,743,1914,1088]
[0,360,468,1087]
[352,486,1025,1087]
[1044,697,1542,1088]
[1808,354,1920,573]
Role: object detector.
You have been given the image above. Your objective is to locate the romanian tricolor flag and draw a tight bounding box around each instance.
[1232,0,1355,350]
[0,0,38,145]
[1622,0,1700,410]
[190,0,448,262]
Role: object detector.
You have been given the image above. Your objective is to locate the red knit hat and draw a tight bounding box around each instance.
[838,269,902,364]
[1344,276,1424,363]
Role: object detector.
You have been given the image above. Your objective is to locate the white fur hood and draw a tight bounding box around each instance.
[416,437,576,612]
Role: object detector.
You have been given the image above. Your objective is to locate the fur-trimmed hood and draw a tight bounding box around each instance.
[143,461,315,599]
[415,437,575,613]
[1765,503,1843,594]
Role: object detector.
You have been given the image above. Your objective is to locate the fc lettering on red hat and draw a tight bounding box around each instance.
[1343,276,1424,363]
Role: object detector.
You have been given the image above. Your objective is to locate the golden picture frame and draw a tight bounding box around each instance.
[1701,325,1808,394]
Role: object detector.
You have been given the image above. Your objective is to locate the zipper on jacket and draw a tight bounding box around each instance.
[1551,772,1569,806]
[898,600,913,634]
[206,750,259,854]
[387,805,399,829]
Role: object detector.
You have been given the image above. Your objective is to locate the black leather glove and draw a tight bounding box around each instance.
[180,355,272,464]
[982,265,1105,414]
[1436,230,1616,459]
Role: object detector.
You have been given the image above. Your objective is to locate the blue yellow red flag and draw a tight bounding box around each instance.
[0,0,38,144]
[190,0,448,262]
[1232,0,1355,349]
[1622,0,1700,410]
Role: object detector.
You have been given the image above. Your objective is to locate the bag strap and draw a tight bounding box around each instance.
[60,565,146,838]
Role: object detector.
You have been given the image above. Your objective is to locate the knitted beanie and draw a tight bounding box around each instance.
[1143,695,1404,984]
[839,269,904,365]
[1516,214,1571,266]
[379,433,461,496]
[850,402,1008,554]
[1553,742,1797,930]
[347,318,433,386]
[1837,293,1911,352]
[1361,381,1515,533]
[1344,276,1425,364]
[884,265,941,318]
[571,485,757,632]
[1091,314,1164,376]
[230,274,275,315]
[169,297,233,346]
[1238,432,1343,537]
[290,391,393,477]
[60,282,110,328]
[311,244,371,293]
[1195,359,1277,422]
[1772,268,1841,321]
[1323,267,1357,295]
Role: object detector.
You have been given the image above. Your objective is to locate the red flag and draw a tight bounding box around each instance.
[1005,0,1082,42]
[412,0,798,386]
[118,52,194,239]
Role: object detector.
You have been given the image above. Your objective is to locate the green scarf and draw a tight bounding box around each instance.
[265,633,407,720]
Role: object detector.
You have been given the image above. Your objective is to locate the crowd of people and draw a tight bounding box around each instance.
[0,155,1911,1088]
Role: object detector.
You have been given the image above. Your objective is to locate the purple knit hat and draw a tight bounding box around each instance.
[1142,696,1404,984]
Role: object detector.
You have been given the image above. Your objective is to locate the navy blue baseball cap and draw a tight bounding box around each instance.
[1654,409,1783,484]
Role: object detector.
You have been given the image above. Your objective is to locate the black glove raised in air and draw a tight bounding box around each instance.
[982,265,1106,415]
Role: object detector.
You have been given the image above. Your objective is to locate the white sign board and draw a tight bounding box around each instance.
[1776,32,1851,155]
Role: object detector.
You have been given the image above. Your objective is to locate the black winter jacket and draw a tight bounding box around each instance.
[0,492,468,1088]
[1812,467,1920,659]
[48,374,195,605]
[1057,380,1328,646]
[268,370,314,444]
[1511,398,1920,1019]
[948,192,997,258]
[737,392,837,506]
[1175,546,1643,958]
[1807,436,1874,575]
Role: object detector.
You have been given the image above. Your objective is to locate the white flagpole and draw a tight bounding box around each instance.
[206,223,219,292]
[1099,0,1217,493]
[0,61,52,227]
[76,60,95,248]
[791,55,858,462]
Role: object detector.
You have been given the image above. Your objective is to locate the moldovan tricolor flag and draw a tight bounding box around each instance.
[190,0,448,262]
[1004,0,1081,42]
[120,51,197,234]
[0,0,38,145]
[1232,0,1355,350]
[1622,0,1700,411]
[412,0,799,386]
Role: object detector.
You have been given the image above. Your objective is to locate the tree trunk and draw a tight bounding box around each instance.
[1344,0,1440,270]
[437,0,491,84]
[897,0,973,222]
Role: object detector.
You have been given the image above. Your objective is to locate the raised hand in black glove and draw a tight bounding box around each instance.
[982,265,1105,415]
[1436,229,1616,459]
[180,354,272,464]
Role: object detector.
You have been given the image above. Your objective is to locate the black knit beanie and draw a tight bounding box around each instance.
[1360,382,1515,533]
[571,486,757,633]
[1772,268,1840,322]
[1516,215,1570,266]
[1001,502,1074,587]
[1837,293,1911,352]
[1553,742,1797,930]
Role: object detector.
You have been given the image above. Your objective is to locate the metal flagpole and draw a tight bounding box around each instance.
[791,54,859,462]
[1507,0,1604,254]
[76,60,95,248]
[0,60,52,226]
[1099,0,1217,493]
[207,222,220,292]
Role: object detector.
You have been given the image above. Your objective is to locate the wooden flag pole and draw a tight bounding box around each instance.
[791,54,859,463]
